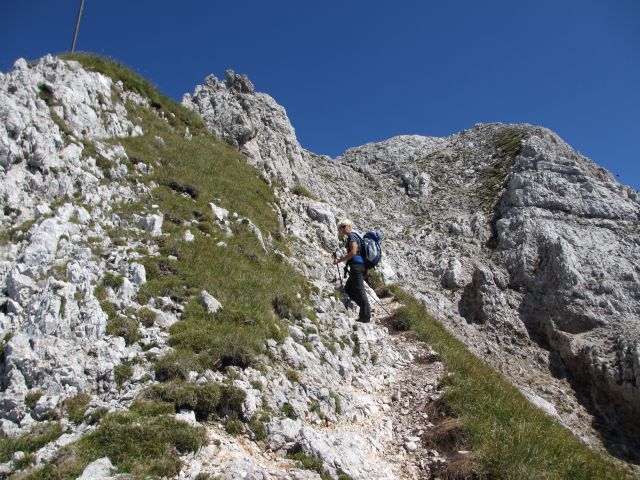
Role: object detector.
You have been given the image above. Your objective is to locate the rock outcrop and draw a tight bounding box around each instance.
[0,56,157,430]
[495,130,640,432]
[182,69,312,188]
[1,55,639,477]
[186,72,640,453]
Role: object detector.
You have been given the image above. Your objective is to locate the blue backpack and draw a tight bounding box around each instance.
[355,231,382,269]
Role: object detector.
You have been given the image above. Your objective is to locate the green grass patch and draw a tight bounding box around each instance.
[21,407,206,479]
[477,126,527,211]
[113,102,311,369]
[388,286,629,480]
[0,423,64,463]
[143,380,245,421]
[25,391,44,410]
[114,363,133,388]
[63,394,91,424]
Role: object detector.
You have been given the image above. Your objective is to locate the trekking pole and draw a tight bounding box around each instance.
[333,251,353,309]
[369,292,392,316]
[332,251,343,288]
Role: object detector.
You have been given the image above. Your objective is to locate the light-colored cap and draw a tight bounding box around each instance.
[337,218,352,228]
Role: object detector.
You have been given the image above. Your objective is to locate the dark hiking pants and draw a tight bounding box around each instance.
[345,263,371,322]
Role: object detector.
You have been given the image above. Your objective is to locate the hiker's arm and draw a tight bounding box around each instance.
[334,241,358,264]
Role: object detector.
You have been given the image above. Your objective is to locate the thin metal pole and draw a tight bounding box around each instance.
[70,0,85,53]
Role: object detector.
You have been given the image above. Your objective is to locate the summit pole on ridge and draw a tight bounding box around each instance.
[70,0,85,53]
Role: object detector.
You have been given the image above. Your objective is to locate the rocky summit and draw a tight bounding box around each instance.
[0,56,638,479]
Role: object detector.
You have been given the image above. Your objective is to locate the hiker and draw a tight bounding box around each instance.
[333,219,371,323]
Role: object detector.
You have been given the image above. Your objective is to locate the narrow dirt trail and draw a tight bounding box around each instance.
[179,294,472,480]
[329,294,473,479]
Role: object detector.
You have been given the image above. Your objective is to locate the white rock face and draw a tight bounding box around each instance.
[191,73,640,455]
[200,290,223,314]
[494,131,640,429]
[0,56,144,225]
[183,70,312,188]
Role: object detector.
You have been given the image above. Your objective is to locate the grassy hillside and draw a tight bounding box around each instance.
[9,54,314,479]
[388,286,631,480]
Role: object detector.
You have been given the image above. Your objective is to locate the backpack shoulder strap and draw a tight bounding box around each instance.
[349,231,365,257]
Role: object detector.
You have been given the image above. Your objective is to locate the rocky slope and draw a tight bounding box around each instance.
[0,56,461,479]
[185,71,640,460]
[0,56,638,479]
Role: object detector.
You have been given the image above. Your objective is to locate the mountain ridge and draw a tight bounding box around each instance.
[184,70,640,457]
[0,54,637,478]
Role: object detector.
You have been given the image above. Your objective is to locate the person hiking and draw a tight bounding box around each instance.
[333,219,371,323]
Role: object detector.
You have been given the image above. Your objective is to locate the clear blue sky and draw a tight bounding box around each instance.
[3,1,639,190]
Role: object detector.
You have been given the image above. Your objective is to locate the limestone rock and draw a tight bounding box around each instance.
[201,290,223,314]
[135,213,163,237]
[183,71,312,187]
[77,457,116,480]
[441,257,469,289]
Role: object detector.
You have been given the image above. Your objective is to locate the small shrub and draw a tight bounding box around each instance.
[106,316,140,345]
[130,400,175,417]
[63,394,91,424]
[281,403,297,420]
[114,363,133,388]
[154,350,204,381]
[223,413,244,435]
[13,452,35,470]
[351,333,361,356]
[365,269,385,291]
[25,391,43,410]
[329,392,342,415]
[287,451,327,477]
[103,272,124,290]
[100,300,118,320]
[87,407,109,425]
[250,380,263,391]
[145,381,232,421]
[309,401,324,420]
[137,307,157,327]
[285,368,300,383]
[248,415,267,441]
[93,283,107,301]
[272,294,304,321]
[291,185,315,199]
[218,385,247,417]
